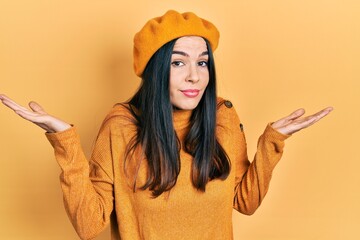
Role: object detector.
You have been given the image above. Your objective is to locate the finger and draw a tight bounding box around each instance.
[14,109,47,123]
[272,108,305,129]
[1,95,31,112]
[29,101,47,114]
[288,107,333,131]
[1,98,30,112]
[0,93,11,101]
[304,107,333,124]
[285,108,305,121]
[317,106,334,116]
[14,110,52,131]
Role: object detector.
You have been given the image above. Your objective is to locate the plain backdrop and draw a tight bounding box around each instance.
[0,0,359,239]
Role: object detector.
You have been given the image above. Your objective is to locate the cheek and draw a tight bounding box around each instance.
[169,70,185,90]
[169,77,179,100]
[200,71,210,88]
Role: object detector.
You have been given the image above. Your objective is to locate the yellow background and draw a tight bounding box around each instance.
[1,0,359,239]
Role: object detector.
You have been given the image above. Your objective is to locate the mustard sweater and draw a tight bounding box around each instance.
[46,98,289,240]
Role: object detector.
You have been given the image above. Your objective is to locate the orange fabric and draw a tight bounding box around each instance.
[46,98,289,240]
[133,10,220,77]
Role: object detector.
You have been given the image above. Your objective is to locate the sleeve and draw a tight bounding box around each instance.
[46,120,116,240]
[217,100,290,215]
[233,123,289,215]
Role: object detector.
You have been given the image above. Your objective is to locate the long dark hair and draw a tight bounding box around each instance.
[126,37,230,197]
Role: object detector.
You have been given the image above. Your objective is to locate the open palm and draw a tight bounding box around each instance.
[272,107,333,135]
[0,94,71,133]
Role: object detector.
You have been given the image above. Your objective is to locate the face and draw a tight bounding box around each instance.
[169,36,209,110]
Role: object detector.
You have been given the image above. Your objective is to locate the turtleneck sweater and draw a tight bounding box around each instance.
[46,98,289,240]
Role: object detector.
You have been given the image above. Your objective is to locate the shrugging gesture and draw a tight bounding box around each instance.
[0,10,335,240]
[271,107,333,135]
[1,94,333,135]
[0,94,71,133]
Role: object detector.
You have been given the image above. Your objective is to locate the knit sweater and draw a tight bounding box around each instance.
[46,98,289,240]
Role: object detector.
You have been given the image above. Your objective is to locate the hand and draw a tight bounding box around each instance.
[271,107,333,135]
[0,94,71,133]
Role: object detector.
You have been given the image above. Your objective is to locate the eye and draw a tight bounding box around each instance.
[198,61,208,67]
[171,61,184,67]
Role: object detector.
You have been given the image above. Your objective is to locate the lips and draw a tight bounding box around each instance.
[180,89,200,98]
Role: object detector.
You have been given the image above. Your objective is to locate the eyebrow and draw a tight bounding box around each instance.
[172,51,208,57]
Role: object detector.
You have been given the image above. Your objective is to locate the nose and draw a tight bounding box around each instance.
[185,64,200,83]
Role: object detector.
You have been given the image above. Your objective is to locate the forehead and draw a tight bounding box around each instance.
[173,36,208,51]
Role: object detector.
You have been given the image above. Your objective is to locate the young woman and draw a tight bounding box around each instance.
[0,10,332,240]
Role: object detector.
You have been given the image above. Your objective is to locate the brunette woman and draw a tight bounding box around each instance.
[0,10,332,240]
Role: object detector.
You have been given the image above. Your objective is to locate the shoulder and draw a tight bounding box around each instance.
[104,103,134,121]
[100,103,138,132]
[217,97,234,110]
[216,97,238,118]
[216,97,242,128]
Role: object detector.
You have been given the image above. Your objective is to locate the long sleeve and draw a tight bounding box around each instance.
[233,123,289,215]
[216,100,290,215]
[46,122,115,240]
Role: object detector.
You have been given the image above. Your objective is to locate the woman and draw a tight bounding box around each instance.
[0,10,332,240]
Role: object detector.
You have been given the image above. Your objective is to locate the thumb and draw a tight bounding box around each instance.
[285,108,305,121]
[29,101,46,114]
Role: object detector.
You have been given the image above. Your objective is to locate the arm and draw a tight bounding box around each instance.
[218,102,332,215]
[46,123,115,239]
[232,122,289,215]
[0,94,115,239]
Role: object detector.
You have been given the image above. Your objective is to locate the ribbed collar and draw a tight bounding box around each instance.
[172,109,192,133]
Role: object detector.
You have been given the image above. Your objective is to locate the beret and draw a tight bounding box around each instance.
[133,10,220,77]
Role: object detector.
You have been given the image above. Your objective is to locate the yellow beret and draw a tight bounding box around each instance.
[133,10,220,77]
